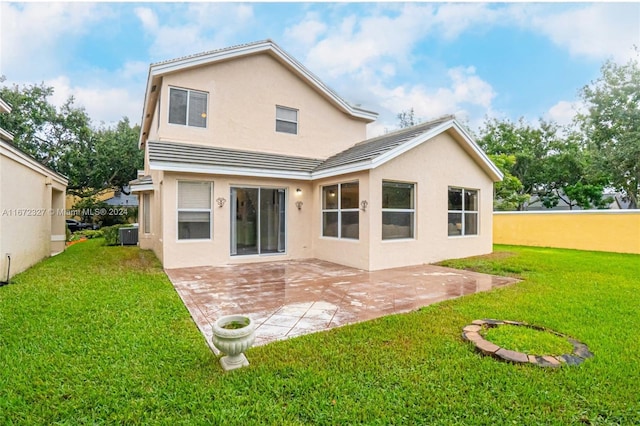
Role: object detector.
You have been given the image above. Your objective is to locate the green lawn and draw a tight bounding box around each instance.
[1,240,639,424]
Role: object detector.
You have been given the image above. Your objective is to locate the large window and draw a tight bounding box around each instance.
[178,181,212,240]
[382,181,415,240]
[322,182,359,239]
[275,106,298,134]
[169,87,208,128]
[448,187,478,236]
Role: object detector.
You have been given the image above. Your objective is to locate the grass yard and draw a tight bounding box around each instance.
[1,240,639,424]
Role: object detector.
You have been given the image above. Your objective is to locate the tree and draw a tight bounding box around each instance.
[397,108,420,128]
[536,133,610,210]
[478,118,552,209]
[0,82,91,171]
[577,56,640,208]
[489,154,529,211]
[0,83,143,197]
[478,117,609,210]
[59,117,143,197]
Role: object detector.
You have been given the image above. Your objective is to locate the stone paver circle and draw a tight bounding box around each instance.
[462,319,594,367]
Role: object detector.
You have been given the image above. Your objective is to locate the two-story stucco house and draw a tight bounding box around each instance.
[131,40,502,271]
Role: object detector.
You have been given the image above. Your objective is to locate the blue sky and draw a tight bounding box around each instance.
[1,2,639,136]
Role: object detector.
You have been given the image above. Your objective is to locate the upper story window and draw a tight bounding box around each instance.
[322,182,359,240]
[169,87,208,128]
[382,181,415,240]
[448,187,478,236]
[276,106,298,134]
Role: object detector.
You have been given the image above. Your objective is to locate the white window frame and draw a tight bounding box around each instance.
[177,181,213,241]
[382,181,416,240]
[168,87,208,128]
[447,187,479,237]
[275,105,298,135]
[321,181,359,240]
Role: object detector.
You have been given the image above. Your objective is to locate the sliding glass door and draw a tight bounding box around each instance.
[230,187,286,256]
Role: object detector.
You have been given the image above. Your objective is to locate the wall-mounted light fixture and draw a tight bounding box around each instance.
[216,197,227,208]
[360,200,368,212]
[296,188,302,195]
[329,190,336,197]
[295,201,303,210]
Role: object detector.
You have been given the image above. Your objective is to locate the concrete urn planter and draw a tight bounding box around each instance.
[211,315,256,371]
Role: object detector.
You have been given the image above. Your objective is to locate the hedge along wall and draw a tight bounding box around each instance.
[493,210,640,255]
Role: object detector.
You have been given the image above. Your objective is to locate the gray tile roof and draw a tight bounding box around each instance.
[146,116,457,178]
[148,141,324,173]
[314,115,454,171]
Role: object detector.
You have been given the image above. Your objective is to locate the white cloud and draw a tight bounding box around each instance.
[44,74,143,128]
[283,13,327,47]
[134,4,255,61]
[365,66,496,136]
[302,4,437,78]
[514,3,640,63]
[135,7,159,33]
[0,3,104,79]
[546,100,586,127]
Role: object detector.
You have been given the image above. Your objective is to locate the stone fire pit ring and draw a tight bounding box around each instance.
[462,319,593,367]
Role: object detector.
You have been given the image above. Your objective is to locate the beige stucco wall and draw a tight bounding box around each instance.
[158,172,313,269]
[153,53,368,159]
[0,142,67,280]
[138,169,164,263]
[143,131,496,271]
[367,131,494,270]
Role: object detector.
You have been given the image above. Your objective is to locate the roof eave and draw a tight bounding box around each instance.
[149,161,314,180]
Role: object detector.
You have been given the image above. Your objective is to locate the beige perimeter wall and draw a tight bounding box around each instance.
[494,211,640,254]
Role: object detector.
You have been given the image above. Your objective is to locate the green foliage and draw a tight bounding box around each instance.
[101,224,130,246]
[479,118,608,210]
[1,241,639,424]
[0,83,91,171]
[577,55,640,208]
[396,107,421,128]
[72,196,133,227]
[489,154,529,210]
[79,229,104,239]
[0,83,143,198]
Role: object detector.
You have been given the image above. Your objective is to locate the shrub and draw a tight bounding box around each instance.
[102,224,130,246]
[81,230,104,239]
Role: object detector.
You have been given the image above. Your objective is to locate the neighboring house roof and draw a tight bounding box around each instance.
[104,193,139,207]
[140,39,378,147]
[137,116,503,183]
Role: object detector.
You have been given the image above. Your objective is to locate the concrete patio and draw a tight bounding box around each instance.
[165,259,519,352]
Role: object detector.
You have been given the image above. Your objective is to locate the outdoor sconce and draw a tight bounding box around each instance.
[360,200,368,212]
[216,197,227,208]
[296,188,302,194]
[295,201,304,210]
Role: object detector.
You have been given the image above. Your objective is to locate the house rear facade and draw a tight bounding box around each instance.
[132,40,502,271]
